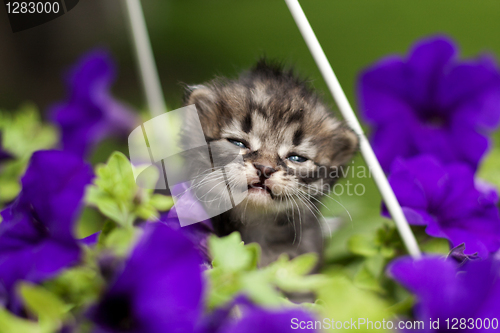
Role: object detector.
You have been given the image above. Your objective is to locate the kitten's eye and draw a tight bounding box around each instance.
[228,139,248,149]
[287,155,308,163]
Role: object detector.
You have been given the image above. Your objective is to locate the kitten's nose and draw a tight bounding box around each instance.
[253,163,276,180]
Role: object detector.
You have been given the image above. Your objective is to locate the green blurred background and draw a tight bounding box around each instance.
[1,0,500,260]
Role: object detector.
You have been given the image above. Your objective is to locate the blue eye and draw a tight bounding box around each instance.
[287,155,308,163]
[228,139,247,149]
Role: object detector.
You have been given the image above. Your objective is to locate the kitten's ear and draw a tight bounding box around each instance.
[184,85,220,138]
[185,85,217,116]
[332,125,359,166]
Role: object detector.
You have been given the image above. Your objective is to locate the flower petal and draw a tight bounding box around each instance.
[51,50,138,157]
[91,222,204,333]
[388,256,463,321]
[19,150,93,239]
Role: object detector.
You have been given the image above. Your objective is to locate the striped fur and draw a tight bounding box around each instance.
[182,59,358,272]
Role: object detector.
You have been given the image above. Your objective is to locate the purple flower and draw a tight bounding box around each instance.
[160,211,213,264]
[359,36,500,170]
[388,255,500,332]
[218,304,318,333]
[160,183,214,263]
[51,50,138,158]
[80,232,100,246]
[90,222,205,333]
[196,295,317,333]
[387,155,500,258]
[91,221,317,333]
[0,150,93,311]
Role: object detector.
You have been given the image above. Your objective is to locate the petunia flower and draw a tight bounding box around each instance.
[51,50,138,158]
[90,221,317,333]
[358,36,500,170]
[90,222,205,333]
[387,155,500,258]
[388,255,500,333]
[217,302,318,333]
[0,150,93,312]
[196,294,318,333]
[160,211,213,264]
[160,183,214,263]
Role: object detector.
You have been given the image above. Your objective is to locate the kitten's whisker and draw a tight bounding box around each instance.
[182,174,226,211]
[288,193,303,248]
[297,183,353,222]
[178,169,225,196]
[301,189,331,212]
[195,177,227,201]
[294,189,331,239]
[284,192,297,245]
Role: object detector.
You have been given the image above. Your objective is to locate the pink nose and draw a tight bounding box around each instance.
[253,163,276,180]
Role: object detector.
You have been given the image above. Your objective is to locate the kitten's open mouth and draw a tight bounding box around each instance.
[248,182,273,198]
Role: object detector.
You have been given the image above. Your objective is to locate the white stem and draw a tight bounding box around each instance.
[123,0,167,117]
[285,0,421,258]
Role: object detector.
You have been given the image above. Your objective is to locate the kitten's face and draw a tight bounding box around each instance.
[182,67,358,213]
[217,110,350,210]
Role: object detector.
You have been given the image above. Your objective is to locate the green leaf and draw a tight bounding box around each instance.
[206,233,331,308]
[348,224,401,261]
[98,220,118,245]
[0,176,21,203]
[149,194,174,211]
[205,267,242,308]
[0,104,58,158]
[86,151,173,227]
[44,266,103,312]
[269,254,327,292]
[18,283,69,322]
[0,308,42,333]
[0,105,58,205]
[87,189,133,227]
[388,295,415,315]
[206,233,271,308]
[76,207,106,240]
[353,264,384,293]
[209,232,258,272]
[135,203,158,220]
[86,152,138,226]
[479,134,500,190]
[240,270,283,306]
[348,234,378,257]
[104,226,138,256]
[244,242,261,271]
[317,275,391,330]
[420,237,450,254]
[283,252,318,275]
[364,254,385,277]
[380,246,396,258]
[352,253,387,293]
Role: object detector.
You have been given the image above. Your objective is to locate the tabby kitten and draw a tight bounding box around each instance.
[181,60,358,269]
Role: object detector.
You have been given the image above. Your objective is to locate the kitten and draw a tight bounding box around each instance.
[181,59,358,270]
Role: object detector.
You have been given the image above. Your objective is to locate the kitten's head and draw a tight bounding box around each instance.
[182,60,358,212]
